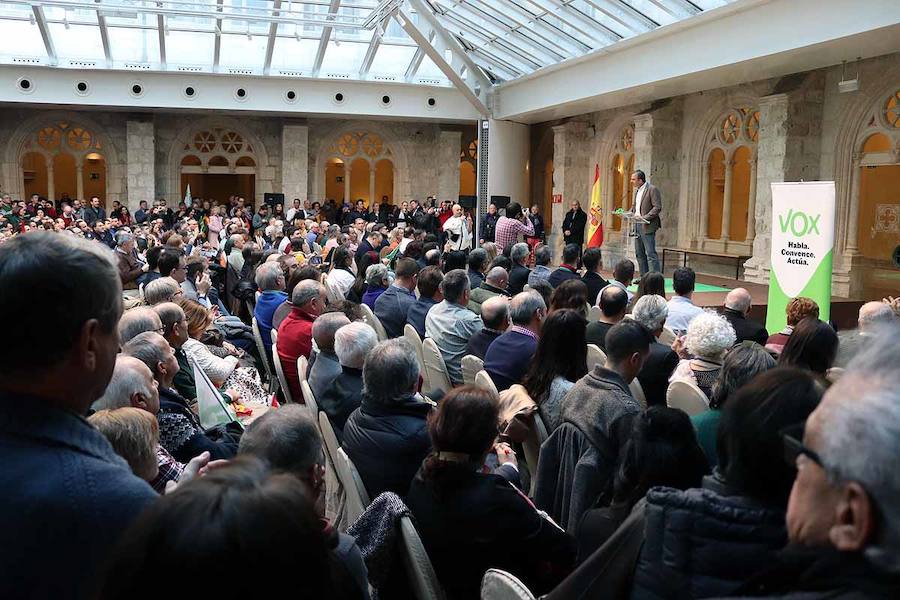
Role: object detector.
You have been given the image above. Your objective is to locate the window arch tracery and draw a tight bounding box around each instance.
[20,121,107,203]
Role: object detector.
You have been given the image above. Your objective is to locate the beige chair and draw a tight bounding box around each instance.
[481,569,536,600]
[334,447,371,526]
[521,410,549,497]
[825,367,845,383]
[586,344,607,371]
[422,338,453,391]
[359,302,389,341]
[297,355,309,386]
[587,305,602,322]
[271,339,295,404]
[629,378,648,409]
[301,379,319,417]
[666,380,710,416]
[399,515,447,600]
[270,328,278,345]
[251,317,277,392]
[659,326,677,346]
[404,324,429,391]
[474,370,499,396]
[317,410,344,526]
[461,355,484,386]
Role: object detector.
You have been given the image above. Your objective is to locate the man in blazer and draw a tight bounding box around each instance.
[630,170,662,274]
[562,201,587,260]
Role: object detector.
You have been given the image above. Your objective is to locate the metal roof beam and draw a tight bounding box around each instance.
[213,0,223,71]
[96,2,113,67]
[32,5,57,65]
[313,0,342,76]
[359,27,381,78]
[437,12,538,73]
[263,0,282,75]
[157,15,167,68]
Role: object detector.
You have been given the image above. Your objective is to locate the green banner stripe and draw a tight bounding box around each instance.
[766,249,833,332]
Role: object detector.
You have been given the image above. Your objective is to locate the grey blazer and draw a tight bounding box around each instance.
[635,184,662,234]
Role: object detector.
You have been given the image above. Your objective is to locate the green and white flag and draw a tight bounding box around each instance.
[766,181,835,332]
[184,183,192,208]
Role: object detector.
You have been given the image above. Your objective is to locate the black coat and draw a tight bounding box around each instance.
[342,393,433,498]
[723,308,769,346]
[563,209,587,245]
[582,272,609,306]
[637,341,679,407]
[508,263,531,296]
[318,367,364,441]
[547,265,580,289]
[406,465,576,599]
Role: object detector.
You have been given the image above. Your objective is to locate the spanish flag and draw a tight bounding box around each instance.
[587,163,604,247]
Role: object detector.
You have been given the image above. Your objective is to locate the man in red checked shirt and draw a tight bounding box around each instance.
[494,201,535,253]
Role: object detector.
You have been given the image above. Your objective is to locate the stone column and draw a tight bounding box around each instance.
[126,120,156,211]
[369,167,376,206]
[698,161,709,243]
[75,160,84,202]
[720,159,734,241]
[746,154,758,242]
[46,163,55,204]
[844,153,862,255]
[280,123,308,204]
[437,130,462,204]
[549,125,568,261]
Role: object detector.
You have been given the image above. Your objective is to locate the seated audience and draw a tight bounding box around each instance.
[634,271,665,303]
[118,306,164,345]
[277,280,327,401]
[777,316,839,379]
[630,294,679,407]
[136,244,163,288]
[586,284,628,349]
[535,320,653,530]
[528,244,553,287]
[465,296,510,360]
[238,407,370,599]
[97,459,354,599]
[347,250,379,304]
[691,341,776,467]
[575,406,709,560]
[361,263,390,310]
[598,259,635,306]
[143,276,182,305]
[325,247,356,304]
[834,300,896,367]
[0,232,156,599]
[507,242,532,295]
[522,309,588,431]
[343,339,433,498]
[88,407,160,484]
[766,296,819,354]
[484,291,546,392]
[406,387,576,598]
[319,322,378,439]
[272,265,322,330]
[548,243,581,288]
[154,301,200,402]
[722,287,768,345]
[308,312,352,401]
[665,266,703,334]
[253,261,287,353]
[580,247,609,305]
[406,265,443,340]
[466,248,488,290]
[629,368,823,599]
[670,311,736,400]
[525,279,553,308]
[549,279,589,318]
[468,266,510,315]
[374,258,419,338]
[115,231,144,289]
[425,269,483,385]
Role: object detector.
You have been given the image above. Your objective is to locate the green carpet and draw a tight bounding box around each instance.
[627,279,730,293]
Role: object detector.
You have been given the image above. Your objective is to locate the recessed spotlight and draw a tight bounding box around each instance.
[285,89,297,103]
[17,78,33,93]
[74,80,89,95]
[235,87,248,101]
[427,97,437,108]
[381,94,391,105]
[334,92,345,104]
[184,86,196,98]
[130,83,143,97]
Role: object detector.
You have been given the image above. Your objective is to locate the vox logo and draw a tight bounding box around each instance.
[778,209,821,236]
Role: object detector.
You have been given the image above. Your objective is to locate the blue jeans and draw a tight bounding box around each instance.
[635,230,660,274]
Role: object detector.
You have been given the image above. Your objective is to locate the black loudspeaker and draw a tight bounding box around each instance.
[264,193,285,207]
[490,195,511,209]
[458,195,477,209]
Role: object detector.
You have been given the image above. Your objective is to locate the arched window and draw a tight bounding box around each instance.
[19,122,106,204]
[177,127,258,204]
[459,137,478,196]
[608,124,635,231]
[324,131,394,205]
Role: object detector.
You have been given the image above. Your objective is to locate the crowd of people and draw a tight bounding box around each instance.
[1,189,899,600]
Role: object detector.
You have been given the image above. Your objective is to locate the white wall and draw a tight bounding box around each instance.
[486,119,530,208]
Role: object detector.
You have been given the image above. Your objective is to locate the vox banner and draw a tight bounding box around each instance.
[766,181,835,332]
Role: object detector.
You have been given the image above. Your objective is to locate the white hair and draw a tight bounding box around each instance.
[92,357,154,412]
[118,307,163,344]
[510,242,530,265]
[818,328,900,572]
[858,302,895,331]
[509,291,545,326]
[365,263,389,287]
[334,322,378,369]
[254,261,283,291]
[143,277,180,305]
[685,311,736,360]
[632,294,668,332]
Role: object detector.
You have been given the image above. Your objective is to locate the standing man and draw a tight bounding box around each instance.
[527,204,545,262]
[562,201,587,262]
[480,203,499,245]
[630,170,662,274]
[442,204,473,252]
[83,196,107,226]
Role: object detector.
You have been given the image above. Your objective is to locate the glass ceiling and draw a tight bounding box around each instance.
[0,0,733,86]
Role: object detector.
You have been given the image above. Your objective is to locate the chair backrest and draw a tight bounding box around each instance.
[659,326,677,346]
[825,367,845,383]
[461,355,484,386]
[404,324,429,392]
[359,302,389,341]
[271,339,294,404]
[480,569,536,600]
[399,515,446,600]
[270,328,278,345]
[335,447,371,526]
[587,305,603,322]
[422,337,452,392]
[666,379,710,416]
[629,377,647,410]
[251,317,275,384]
[297,355,309,386]
[301,379,320,418]
[318,410,340,474]
[586,343,607,372]
[474,370,498,396]
[521,410,548,497]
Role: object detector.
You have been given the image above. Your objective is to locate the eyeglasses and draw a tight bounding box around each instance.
[781,423,823,468]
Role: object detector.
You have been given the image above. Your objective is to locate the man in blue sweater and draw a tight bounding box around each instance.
[253,261,288,354]
[484,290,546,391]
[0,232,158,599]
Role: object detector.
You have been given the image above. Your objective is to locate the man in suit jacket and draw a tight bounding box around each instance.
[631,295,679,407]
[630,170,662,274]
[508,242,532,296]
[581,247,609,305]
[374,258,420,338]
[562,201,587,258]
[721,288,768,346]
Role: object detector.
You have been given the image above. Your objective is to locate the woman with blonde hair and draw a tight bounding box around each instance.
[88,407,160,483]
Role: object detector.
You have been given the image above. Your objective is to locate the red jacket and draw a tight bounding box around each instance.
[276,305,316,401]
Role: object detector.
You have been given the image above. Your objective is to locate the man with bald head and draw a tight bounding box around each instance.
[442,203,473,251]
[277,279,327,400]
[587,285,628,350]
[835,300,897,368]
[468,266,510,315]
[466,295,510,360]
[308,311,352,400]
[118,306,164,345]
[722,287,768,345]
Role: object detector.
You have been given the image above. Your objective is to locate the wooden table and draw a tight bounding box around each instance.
[662,247,751,280]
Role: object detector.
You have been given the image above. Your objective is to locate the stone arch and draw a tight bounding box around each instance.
[312,120,409,204]
[3,110,123,205]
[595,113,637,239]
